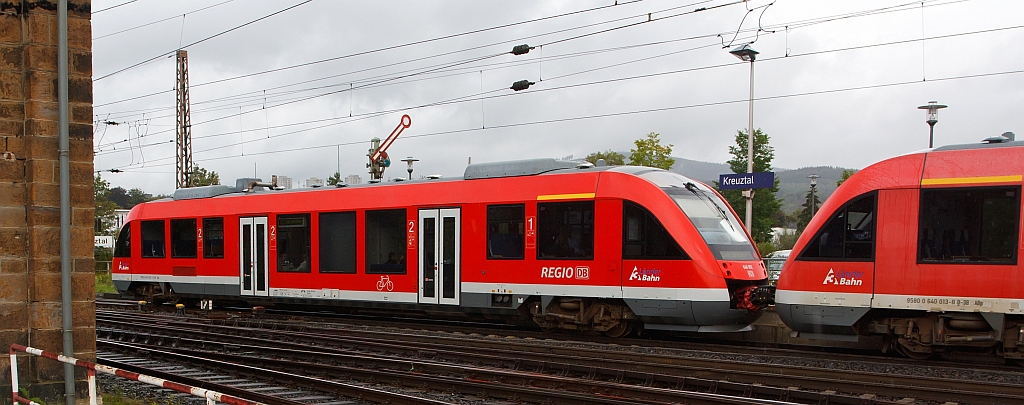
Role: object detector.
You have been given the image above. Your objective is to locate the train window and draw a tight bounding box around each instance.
[487,204,524,259]
[538,201,594,260]
[366,209,407,274]
[799,193,876,261]
[918,186,1020,264]
[203,218,224,259]
[664,184,756,261]
[170,219,197,258]
[320,211,357,273]
[140,220,165,258]
[113,223,130,258]
[276,214,311,273]
[623,201,688,260]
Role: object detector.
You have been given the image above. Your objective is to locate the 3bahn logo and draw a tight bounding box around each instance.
[540,266,590,280]
[822,268,864,286]
[629,266,661,282]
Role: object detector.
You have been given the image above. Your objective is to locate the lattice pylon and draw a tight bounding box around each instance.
[175,50,193,189]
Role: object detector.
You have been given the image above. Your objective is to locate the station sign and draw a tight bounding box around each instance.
[718,172,775,190]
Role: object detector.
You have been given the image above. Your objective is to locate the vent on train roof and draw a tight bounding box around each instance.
[464,158,583,180]
[172,185,240,200]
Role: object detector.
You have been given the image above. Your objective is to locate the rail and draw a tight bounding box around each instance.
[8,344,265,405]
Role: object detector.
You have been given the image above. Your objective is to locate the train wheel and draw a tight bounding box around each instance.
[603,322,633,338]
[896,341,933,360]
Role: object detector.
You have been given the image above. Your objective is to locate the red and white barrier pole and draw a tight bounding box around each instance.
[9,344,265,405]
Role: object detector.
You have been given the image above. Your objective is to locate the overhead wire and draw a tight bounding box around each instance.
[93,0,706,108]
[105,67,1024,173]
[96,20,1023,154]
[95,0,738,149]
[94,0,994,167]
[94,0,314,81]
[93,1,234,40]
[97,20,1024,162]
[93,0,138,14]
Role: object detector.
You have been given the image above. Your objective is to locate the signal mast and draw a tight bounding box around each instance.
[367,114,411,181]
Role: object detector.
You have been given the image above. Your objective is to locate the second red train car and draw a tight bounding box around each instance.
[775,138,1024,361]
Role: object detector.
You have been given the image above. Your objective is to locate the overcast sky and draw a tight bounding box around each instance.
[91,0,1024,195]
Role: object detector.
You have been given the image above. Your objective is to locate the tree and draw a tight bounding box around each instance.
[584,150,625,166]
[718,129,782,244]
[327,171,342,186]
[108,186,129,208]
[125,188,153,207]
[188,165,220,187]
[836,169,855,187]
[796,188,822,230]
[94,174,119,234]
[628,132,674,170]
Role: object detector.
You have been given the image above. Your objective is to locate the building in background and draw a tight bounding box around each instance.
[345,174,362,185]
[277,175,293,189]
[305,177,324,187]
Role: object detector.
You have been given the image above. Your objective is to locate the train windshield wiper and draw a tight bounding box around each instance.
[683,182,735,232]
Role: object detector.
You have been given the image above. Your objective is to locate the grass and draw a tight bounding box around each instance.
[95,271,117,294]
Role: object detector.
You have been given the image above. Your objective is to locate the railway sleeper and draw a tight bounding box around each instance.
[529,297,637,337]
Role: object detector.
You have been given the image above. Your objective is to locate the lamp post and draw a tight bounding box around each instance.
[807,174,819,218]
[917,101,947,148]
[401,157,418,180]
[730,44,758,232]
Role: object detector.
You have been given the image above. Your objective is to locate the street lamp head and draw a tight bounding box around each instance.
[807,174,819,187]
[917,101,947,124]
[401,157,418,179]
[729,44,759,62]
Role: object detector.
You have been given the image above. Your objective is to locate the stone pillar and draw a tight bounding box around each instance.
[0,2,94,404]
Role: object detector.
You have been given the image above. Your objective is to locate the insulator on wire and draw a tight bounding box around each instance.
[510,80,535,91]
[510,44,532,55]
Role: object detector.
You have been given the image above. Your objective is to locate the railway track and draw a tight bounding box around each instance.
[95,309,1024,405]
[96,297,1023,372]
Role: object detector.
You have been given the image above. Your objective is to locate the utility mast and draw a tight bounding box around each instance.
[175,50,194,189]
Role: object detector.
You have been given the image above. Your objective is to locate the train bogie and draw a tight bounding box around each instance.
[775,138,1024,361]
[112,159,771,335]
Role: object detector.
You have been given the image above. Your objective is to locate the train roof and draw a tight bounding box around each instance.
[168,158,660,202]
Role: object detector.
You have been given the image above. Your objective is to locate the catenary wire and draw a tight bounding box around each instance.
[104,68,1024,173]
[95,23,1021,153]
[93,1,234,40]
[94,0,314,81]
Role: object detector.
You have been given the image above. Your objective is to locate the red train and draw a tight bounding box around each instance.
[775,137,1024,361]
[112,158,772,336]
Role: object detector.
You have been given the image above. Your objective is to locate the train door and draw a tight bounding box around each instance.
[418,208,461,305]
[239,217,269,297]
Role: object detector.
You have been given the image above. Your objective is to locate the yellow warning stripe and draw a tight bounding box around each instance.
[921,175,1022,186]
[537,193,596,201]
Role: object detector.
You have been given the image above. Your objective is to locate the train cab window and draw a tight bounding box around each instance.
[799,193,876,261]
[623,201,688,259]
[170,219,197,258]
[140,220,165,258]
[113,224,130,258]
[320,211,357,273]
[487,204,524,259]
[203,218,224,259]
[276,214,311,273]
[538,201,594,260]
[366,209,407,274]
[918,186,1020,264]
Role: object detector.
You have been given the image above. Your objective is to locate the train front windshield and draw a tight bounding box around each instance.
[640,171,757,261]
